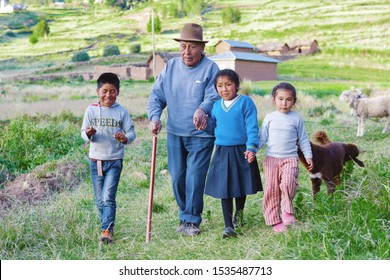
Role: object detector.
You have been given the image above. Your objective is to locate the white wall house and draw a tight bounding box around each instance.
[0,0,14,13]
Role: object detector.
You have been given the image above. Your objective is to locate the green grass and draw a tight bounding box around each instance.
[278,53,390,84]
[0,112,84,173]
[0,99,389,260]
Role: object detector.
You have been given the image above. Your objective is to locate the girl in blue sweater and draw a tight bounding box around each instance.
[203,69,262,238]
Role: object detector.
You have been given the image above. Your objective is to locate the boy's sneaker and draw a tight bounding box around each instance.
[282,212,295,225]
[183,223,201,236]
[222,227,237,239]
[176,221,185,233]
[100,230,113,243]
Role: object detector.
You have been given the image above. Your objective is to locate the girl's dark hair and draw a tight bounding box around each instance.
[97,72,120,91]
[214,69,241,91]
[272,82,297,103]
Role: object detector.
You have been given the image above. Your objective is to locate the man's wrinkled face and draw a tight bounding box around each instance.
[179,41,205,67]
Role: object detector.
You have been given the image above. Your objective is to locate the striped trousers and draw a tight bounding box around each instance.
[262,156,299,225]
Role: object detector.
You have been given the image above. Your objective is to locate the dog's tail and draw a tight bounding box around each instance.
[311,130,331,145]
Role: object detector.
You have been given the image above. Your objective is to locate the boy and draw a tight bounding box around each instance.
[81,72,136,243]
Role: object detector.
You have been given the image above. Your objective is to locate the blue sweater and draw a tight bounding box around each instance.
[207,94,259,152]
[147,55,220,137]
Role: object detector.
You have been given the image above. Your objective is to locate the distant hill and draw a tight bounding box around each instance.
[0,0,389,86]
[1,0,389,60]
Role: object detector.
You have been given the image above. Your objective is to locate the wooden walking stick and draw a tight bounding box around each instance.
[146,135,157,243]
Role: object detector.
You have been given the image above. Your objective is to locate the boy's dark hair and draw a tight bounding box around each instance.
[214,69,241,91]
[97,72,120,91]
[272,82,297,103]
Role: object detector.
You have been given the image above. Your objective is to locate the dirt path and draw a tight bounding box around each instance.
[0,161,86,215]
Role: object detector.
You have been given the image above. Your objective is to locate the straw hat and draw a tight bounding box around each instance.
[173,23,209,43]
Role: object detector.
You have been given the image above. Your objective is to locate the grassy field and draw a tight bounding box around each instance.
[0,0,389,264]
[0,86,389,261]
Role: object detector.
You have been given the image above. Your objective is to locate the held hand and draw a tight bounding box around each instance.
[244,150,256,163]
[306,158,314,171]
[194,114,208,130]
[114,132,128,144]
[193,108,208,130]
[149,120,162,136]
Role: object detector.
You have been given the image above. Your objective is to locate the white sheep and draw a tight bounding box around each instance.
[339,89,390,137]
[346,89,367,116]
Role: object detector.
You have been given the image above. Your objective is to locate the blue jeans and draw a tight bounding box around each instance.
[167,133,214,225]
[90,159,123,231]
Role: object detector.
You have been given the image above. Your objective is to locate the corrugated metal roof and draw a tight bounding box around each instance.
[208,51,281,63]
[217,40,255,49]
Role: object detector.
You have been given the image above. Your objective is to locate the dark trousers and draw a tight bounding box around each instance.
[167,133,214,225]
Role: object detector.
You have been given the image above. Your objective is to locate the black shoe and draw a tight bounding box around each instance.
[183,223,201,236]
[222,227,237,238]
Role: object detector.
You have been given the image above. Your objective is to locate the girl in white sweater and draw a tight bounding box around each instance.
[258,82,313,233]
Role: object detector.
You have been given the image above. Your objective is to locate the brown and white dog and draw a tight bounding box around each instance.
[298,131,365,196]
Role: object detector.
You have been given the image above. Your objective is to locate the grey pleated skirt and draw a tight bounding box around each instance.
[205,145,262,199]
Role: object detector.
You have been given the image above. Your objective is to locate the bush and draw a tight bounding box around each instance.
[222,6,241,24]
[71,50,90,62]
[0,113,83,173]
[103,44,120,57]
[5,30,15,37]
[29,34,38,44]
[129,44,141,54]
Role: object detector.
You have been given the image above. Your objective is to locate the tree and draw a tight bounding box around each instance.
[35,19,50,38]
[147,14,161,33]
[167,3,179,18]
[183,0,205,16]
[29,19,50,44]
[105,0,129,10]
[222,6,241,24]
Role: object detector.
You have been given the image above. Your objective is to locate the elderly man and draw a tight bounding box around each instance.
[147,23,220,236]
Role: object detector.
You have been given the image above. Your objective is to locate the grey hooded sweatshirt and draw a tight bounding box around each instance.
[81,101,136,160]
